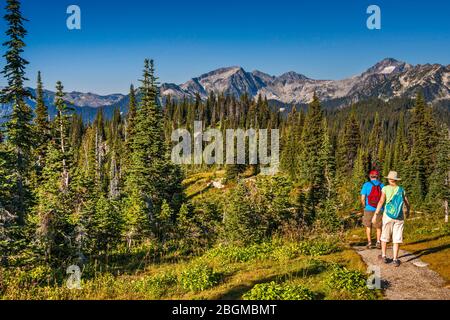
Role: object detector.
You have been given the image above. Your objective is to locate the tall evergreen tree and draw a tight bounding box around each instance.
[33,71,50,178]
[393,112,408,175]
[368,112,381,169]
[31,81,76,262]
[123,59,182,241]
[0,0,34,221]
[299,94,325,219]
[125,84,137,145]
[337,109,361,175]
[426,127,450,215]
[406,92,439,204]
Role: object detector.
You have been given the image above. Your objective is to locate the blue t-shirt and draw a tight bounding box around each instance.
[360,180,384,211]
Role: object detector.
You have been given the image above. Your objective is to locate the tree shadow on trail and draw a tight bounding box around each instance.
[400,243,450,262]
[404,234,449,246]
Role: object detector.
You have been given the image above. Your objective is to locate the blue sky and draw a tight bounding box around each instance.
[0,0,449,94]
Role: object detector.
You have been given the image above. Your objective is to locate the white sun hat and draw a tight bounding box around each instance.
[385,171,402,181]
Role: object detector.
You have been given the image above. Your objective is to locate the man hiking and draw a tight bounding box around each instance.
[373,171,410,267]
[360,170,384,249]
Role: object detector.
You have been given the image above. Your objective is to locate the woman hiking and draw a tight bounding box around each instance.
[373,171,410,267]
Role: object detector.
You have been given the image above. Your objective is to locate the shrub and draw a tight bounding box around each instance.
[133,272,177,298]
[179,263,221,292]
[207,238,340,264]
[314,199,344,232]
[298,239,340,256]
[223,176,295,245]
[326,265,377,300]
[243,281,314,300]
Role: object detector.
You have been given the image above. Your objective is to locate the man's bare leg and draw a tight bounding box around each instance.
[366,227,372,245]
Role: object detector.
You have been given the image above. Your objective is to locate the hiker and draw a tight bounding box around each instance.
[360,170,384,249]
[373,171,410,267]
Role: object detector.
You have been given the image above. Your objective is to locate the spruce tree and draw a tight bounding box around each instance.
[32,82,76,262]
[352,147,369,208]
[54,81,72,190]
[337,109,361,175]
[406,92,439,204]
[393,112,408,175]
[299,94,325,219]
[426,127,450,214]
[34,71,50,178]
[1,0,34,221]
[125,84,137,145]
[368,112,381,169]
[320,118,336,199]
[123,59,182,241]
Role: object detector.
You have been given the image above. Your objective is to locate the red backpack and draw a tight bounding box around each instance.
[367,181,382,207]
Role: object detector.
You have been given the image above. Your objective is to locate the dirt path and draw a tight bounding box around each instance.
[353,246,450,300]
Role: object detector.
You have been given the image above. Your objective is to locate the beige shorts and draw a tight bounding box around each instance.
[381,217,404,244]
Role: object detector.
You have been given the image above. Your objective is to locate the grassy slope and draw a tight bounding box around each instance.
[9,171,448,300]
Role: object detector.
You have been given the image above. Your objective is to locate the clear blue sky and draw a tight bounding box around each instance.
[0,0,449,94]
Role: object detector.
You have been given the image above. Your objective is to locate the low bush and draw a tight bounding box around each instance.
[179,263,221,292]
[298,239,340,256]
[207,238,341,264]
[326,265,377,299]
[132,272,177,298]
[243,281,314,300]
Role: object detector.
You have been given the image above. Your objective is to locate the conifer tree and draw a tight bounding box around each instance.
[352,147,369,208]
[34,71,50,178]
[406,92,439,203]
[109,108,123,199]
[54,81,72,190]
[125,84,137,145]
[32,81,76,262]
[426,127,450,215]
[393,112,408,175]
[368,112,381,168]
[0,0,34,221]
[299,94,325,218]
[320,118,336,198]
[280,107,303,180]
[337,109,361,175]
[123,59,182,241]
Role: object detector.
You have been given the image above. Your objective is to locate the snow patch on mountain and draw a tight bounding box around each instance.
[380,66,396,74]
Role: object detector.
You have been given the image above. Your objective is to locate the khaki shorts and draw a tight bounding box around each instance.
[362,210,382,228]
[381,217,404,244]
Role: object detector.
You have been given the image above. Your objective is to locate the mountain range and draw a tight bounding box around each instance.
[1,58,449,122]
[160,58,449,105]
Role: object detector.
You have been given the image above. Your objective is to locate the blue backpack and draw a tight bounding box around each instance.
[385,187,404,219]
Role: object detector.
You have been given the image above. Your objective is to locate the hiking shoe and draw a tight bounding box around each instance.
[376,241,381,249]
[378,255,389,264]
[393,259,401,267]
[366,243,373,249]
